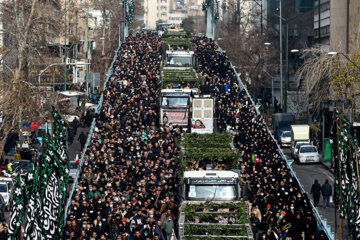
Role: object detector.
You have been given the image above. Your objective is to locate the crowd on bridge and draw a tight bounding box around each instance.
[65,31,181,240]
[64,31,328,240]
[192,37,328,240]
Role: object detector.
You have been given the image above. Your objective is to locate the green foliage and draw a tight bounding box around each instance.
[184,202,250,238]
[329,51,360,102]
[162,68,199,89]
[162,37,192,50]
[182,133,239,170]
[184,224,249,237]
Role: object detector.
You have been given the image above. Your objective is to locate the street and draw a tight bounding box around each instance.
[281,147,349,239]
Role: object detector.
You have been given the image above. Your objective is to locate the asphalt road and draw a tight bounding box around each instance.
[281,147,350,240]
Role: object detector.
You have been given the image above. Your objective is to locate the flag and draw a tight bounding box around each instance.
[20,108,69,239]
[24,162,40,239]
[9,174,27,240]
[171,229,177,240]
[333,112,360,238]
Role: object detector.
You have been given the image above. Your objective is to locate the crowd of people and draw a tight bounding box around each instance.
[64,31,328,240]
[192,37,328,240]
[65,32,181,240]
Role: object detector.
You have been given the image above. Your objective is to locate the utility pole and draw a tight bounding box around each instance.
[284,0,288,112]
[279,0,283,110]
[64,0,67,91]
[86,0,89,96]
[222,0,225,39]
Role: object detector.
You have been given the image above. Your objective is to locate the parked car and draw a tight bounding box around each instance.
[279,130,292,147]
[291,141,310,159]
[297,145,320,163]
[0,182,11,210]
[0,177,14,192]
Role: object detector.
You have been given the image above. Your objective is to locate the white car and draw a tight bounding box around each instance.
[0,182,11,210]
[291,141,310,159]
[280,131,292,147]
[297,145,320,163]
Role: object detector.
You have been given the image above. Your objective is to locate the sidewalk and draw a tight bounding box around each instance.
[320,153,334,173]
[67,127,89,161]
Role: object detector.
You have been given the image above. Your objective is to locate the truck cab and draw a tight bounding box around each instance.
[182,170,240,201]
[164,50,194,69]
[160,89,197,128]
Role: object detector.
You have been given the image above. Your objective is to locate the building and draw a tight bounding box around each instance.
[330,0,360,53]
[313,0,330,47]
[144,0,159,29]
[143,0,203,29]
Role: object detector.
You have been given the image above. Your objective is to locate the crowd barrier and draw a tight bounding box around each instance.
[218,44,335,240]
[64,45,122,221]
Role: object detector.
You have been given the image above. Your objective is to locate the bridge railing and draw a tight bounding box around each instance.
[216,43,334,240]
[64,45,121,221]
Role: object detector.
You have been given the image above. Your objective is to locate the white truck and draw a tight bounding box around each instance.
[178,134,252,240]
[290,124,310,149]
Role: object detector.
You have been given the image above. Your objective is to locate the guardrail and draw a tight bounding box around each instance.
[216,43,334,240]
[64,44,122,221]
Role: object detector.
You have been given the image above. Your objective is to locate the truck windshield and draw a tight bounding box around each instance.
[282,131,291,137]
[166,56,192,67]
[186,184,236,200]
[162,97,188,108]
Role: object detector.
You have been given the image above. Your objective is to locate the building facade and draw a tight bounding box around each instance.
[330,0,360,53]
[313,0,330,47]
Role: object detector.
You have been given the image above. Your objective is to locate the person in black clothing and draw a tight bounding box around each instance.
[310,179,321,207]
[78,131,87,151]
[72,118,79,136]
[321,179,332,208]
[0,225,9,240]
[200,81,212,94]
[67,127,75,145]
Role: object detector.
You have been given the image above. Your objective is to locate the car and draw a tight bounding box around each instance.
[297,145,320,163]
[279,130,292,147]
[291,141,310,159]
[0,177,14,192]
[0,182,11,210]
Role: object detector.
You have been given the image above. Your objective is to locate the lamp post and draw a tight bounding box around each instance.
[64,0,67,91]
[328,51,360,71]
[86,0,90,96]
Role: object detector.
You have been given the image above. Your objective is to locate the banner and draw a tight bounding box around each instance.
[191,118,213,133]
[162,110,188,126]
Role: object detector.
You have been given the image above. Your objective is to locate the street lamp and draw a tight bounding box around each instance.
[328,51,360,71]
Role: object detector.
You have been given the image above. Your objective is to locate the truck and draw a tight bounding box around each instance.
[178,133,253,240]
[290,124,310,148]
[272,113,295,140]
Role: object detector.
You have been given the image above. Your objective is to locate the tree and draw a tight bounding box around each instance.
[182,17,195,33]
[215,0,279,100]
[0,0,63,156]
[295,48,360,116]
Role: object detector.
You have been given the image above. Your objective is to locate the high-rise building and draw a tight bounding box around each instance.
[313,0,330,46]
[330,0,360,53]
